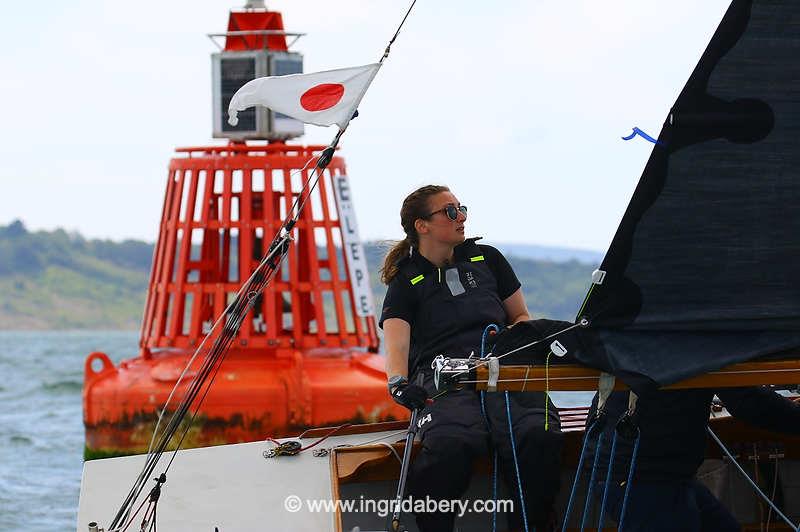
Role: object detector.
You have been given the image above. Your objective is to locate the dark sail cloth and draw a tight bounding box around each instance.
[567,0,800,393]
[380,240,563,531]
[583,387,800,531]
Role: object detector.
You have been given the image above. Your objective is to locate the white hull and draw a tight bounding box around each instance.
[78,430,403,532]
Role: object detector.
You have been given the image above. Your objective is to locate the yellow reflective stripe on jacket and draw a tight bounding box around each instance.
[470,255,485,262]
[410,274,425,285]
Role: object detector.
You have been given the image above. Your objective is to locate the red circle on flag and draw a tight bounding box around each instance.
[300,83,345,112]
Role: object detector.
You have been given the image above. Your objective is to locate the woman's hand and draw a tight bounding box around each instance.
[390,382,429,410]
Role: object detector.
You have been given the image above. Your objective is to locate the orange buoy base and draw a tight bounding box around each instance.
[83,348,407,459]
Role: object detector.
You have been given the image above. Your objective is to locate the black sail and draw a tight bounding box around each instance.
[571,0,800,392]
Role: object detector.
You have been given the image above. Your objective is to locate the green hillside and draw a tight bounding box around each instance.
[0,221,151,329]
[0,221,594,330]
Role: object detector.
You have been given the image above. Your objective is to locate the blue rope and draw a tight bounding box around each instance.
[579,431,606,531]
[621,126,665,146]
[480,324,500,532]
[561,418,601,532]
[506,390,530,532]
[480,324,500,358]
[617,428,641,531]
[596,430,619,529]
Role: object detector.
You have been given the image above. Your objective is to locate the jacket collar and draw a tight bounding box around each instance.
[402,237,483,273]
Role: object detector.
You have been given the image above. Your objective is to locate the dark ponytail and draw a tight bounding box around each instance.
[380,185,449,284]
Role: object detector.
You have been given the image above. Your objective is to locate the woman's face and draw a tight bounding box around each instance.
[417,191,467,246]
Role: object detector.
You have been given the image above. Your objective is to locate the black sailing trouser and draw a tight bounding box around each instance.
[407,372,563,532]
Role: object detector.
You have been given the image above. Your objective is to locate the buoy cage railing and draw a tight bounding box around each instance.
[138,142,379,358]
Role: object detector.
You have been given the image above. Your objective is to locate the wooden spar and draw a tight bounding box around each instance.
[468,359,800,392]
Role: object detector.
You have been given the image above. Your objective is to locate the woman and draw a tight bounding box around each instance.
[379,184,563,532]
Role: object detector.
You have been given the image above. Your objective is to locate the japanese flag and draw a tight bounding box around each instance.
[228,63,381,129]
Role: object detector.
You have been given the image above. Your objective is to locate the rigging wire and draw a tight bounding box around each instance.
[380,0,417,62]
[113,151,326,530]
[766,455,780,531]
[575,282,597,322]
[108,1,421,528]
[707,427,799,531]
[544,351,552,431]
[110,240,292,531]
[117,493,149,532]
[129,238,293,525]
[448,320,586,381]
[145,147,325,457]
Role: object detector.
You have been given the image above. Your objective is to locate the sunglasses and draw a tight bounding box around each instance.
[425,204,468,221]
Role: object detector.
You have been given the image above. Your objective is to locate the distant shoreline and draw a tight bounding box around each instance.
[1,221,596,330]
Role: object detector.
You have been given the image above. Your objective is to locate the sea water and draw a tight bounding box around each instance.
[0,330,592,531]
[0,331,138,531]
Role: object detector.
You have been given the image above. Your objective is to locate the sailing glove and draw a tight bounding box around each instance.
[390,383,428,410]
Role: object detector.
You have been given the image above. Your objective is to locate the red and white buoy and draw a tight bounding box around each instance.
[82,3,405,459]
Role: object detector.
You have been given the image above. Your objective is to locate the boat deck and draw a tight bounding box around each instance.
[78,406,800,531]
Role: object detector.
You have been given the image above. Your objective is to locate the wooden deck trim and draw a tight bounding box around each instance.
[329,443,343,532]
[473,359,800,392]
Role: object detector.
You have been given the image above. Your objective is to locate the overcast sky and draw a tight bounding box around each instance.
[0,1,731,251]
